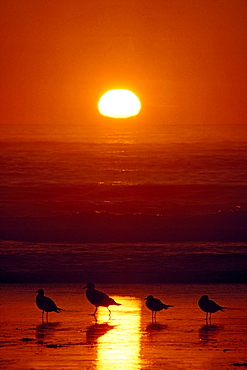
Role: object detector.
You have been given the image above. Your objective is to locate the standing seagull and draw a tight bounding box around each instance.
[36,289,63,322]
[145,295,173,322]
[198,295,226,323]
[83,283,121,317]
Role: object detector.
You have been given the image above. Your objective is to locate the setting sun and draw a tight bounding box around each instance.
[98,89,141,118]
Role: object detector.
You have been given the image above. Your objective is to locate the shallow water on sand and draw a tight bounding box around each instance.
[1,284,247,369]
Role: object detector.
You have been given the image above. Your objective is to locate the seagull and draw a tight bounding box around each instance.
[36,289,63,321]
[198,295,226,322]
[145,295,173,322]
[83,283,121,317]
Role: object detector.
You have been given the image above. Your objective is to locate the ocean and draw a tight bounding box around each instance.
[0,123,247,283]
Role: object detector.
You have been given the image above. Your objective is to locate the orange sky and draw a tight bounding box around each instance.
[1,0,247,125]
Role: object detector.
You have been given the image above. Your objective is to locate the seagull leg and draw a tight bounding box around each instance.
[93,307,98,316]
[152,311,156,323]
[107,307,111,319]
[42,311,44,322]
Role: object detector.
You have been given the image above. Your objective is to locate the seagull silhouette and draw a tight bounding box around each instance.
[36,289,63,321]
[198,295,226,322]
[145,295,173,322]
[83,283,121,317]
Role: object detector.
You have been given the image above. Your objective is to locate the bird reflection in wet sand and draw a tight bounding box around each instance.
[83,283,121,318]
[198,295,226,324]
[145,295,173,323]
[36,322,60,345]
[36,289,64,322]
[146,323,167,332]
[86,322,115,345]
[199,324,223,344]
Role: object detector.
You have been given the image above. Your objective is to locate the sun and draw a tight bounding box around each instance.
[98,89,141,118]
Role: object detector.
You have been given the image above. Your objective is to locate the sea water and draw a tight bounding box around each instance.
[1,123,247,216]
[1,240,247,284]
[0,123,247,283]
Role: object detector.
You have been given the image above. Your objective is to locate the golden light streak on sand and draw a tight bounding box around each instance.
[96,296,142,370]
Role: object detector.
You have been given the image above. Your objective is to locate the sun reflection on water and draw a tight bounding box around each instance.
[95,296,142,370]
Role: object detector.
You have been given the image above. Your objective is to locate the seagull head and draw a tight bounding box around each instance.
[36,289,44,295]
[83,283,95,290]
[144,295,154,301]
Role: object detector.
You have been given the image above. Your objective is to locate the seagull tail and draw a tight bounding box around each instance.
[55,307,64,313]
[110,298,121,306]
[112,302,121,306]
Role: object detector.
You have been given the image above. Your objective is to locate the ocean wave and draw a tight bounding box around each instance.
[1,240,247,284]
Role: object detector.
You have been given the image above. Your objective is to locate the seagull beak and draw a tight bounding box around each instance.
[144,297,147,300]
[83,285,87,289]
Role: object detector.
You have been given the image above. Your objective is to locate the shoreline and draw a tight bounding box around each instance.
[1,240,247,284]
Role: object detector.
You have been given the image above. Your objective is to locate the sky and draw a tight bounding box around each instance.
[1,0,247,125]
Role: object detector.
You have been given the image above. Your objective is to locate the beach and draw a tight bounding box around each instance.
[1,283,247,369]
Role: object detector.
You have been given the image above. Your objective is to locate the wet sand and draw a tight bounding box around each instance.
[1,283,247,369]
